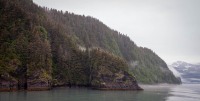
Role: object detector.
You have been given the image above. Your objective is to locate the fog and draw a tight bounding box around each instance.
[33,0,200,64]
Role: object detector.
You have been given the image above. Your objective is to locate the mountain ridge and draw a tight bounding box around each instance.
[0,0,180,91]
[170,61,200,84]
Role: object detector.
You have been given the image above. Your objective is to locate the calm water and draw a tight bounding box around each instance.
[0,84,200,101]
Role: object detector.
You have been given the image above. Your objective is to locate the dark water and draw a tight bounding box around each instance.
[0,84,199,101]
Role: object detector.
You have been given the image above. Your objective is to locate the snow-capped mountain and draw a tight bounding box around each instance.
[169,61,200,84]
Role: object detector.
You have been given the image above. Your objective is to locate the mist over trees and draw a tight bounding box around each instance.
[0,0,180,91]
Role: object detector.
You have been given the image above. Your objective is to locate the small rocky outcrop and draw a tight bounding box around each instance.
[27,81,51,91]
[0,80,18,92]
[0,74,18,91]
[0,72,51,91]
[89,49,142,90]
[91,70,142,90]
[27,70,52,91]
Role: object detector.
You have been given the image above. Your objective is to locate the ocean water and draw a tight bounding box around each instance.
[0,84,199,101]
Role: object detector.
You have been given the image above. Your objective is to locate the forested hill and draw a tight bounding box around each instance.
[0,0,180,91]
[45,3,181,84]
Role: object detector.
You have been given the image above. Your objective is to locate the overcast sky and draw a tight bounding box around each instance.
[33,0,200,64]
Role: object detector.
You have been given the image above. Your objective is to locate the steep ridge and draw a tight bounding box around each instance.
[0,0,180,91]
[46,7,181,84]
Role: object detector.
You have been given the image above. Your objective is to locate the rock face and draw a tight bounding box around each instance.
[0,74,18,91]
[27,76,51,91]
[90,49,142,90]
[92,71,142,90]
[27,81,51,91]
[0,80,18,92]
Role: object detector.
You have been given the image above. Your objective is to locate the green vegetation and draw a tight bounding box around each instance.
[0,0,180,91]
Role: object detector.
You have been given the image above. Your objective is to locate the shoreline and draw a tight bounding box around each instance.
[1,83,186,92]
[0,85,143,92]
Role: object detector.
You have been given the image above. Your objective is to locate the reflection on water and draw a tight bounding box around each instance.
[166,84,200,101]
[0,84,199,101]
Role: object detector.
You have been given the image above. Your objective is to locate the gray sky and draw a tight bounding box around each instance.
[33,0,200,64]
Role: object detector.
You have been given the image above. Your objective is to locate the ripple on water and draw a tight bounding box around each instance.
[166,84,200,101]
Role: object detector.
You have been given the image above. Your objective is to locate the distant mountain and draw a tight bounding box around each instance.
[170,61,200,83]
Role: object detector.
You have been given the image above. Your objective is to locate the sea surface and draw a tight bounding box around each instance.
[0,84,199,101]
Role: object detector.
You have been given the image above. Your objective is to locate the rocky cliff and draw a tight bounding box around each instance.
[0,0,179,91]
